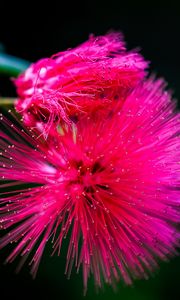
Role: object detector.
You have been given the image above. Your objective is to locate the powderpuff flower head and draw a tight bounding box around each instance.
[0,78,179,291]
[14,33,148,134]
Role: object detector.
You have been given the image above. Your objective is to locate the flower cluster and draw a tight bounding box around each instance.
[15,33,148,135]
[0,33,179,291]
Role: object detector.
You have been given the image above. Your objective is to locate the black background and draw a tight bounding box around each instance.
[0,1,180,299]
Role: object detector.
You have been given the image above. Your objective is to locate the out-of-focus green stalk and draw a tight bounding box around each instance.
[0,53,30,76]
[0,98,16,105]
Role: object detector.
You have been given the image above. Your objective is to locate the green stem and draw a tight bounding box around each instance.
[0,98,16,105]
[0,53,30,77]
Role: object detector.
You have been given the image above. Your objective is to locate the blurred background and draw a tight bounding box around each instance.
[0,0,180,299]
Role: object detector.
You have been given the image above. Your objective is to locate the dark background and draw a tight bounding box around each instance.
[0,1,180,299]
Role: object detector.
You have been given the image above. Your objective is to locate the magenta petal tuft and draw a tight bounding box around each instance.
[14,33,148,134]
[0,78,179,290]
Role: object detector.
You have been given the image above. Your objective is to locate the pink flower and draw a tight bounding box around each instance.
[0,78,179,291]
[14,33,148,134]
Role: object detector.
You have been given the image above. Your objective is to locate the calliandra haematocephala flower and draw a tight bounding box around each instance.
[14,33,148,135]
[0,78,179,291]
